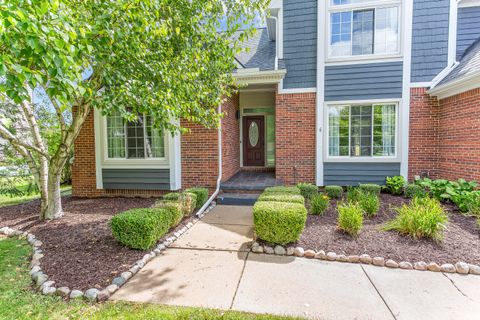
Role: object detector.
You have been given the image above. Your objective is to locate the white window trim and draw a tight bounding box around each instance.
[325,0,404,63]
[458,0,480,8]
[323,99,401,163]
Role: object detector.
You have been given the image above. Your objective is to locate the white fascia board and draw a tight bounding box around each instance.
[233,69,286,86]
[427,72,480,99]
[458,0,480,8]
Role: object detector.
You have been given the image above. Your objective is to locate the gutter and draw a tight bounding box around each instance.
[196,104,222,216]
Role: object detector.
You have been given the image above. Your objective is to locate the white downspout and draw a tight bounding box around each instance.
[196,104,222,216]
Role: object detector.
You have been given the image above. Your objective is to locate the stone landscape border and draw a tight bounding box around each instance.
[251,242,480,276]
[0,201,217,303]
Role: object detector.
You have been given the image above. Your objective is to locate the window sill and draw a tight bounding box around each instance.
[325,54,403,65]
[324,157,400,163]
[102,158,170,169]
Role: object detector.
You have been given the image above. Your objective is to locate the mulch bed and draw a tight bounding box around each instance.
[0,196,196,291]
[296,194,480,265]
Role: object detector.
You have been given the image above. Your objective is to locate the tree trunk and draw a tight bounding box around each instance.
[40,172,63,220]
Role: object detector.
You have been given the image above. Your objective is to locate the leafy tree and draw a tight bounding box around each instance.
[0,0,268,219]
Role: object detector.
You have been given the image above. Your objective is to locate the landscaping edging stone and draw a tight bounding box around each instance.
[0,201,217,303]
[250,242,480,276]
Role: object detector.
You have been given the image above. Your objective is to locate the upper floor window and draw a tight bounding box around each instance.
[328,0,401,59]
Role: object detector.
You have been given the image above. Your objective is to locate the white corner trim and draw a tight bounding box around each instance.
[93,108,103,189]
[234,69,286,86]
[448,0,459,66]
[316,0,326,187]
[427,72,480,99]
[458,0,480,8]
[410,82,432,88]
[169,122,182,191]
[278,87,317,94]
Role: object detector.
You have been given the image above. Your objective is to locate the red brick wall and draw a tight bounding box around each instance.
[275,91,316,185]
[438,88,480,181]
[221,94,240,182]
[408,87,440,180]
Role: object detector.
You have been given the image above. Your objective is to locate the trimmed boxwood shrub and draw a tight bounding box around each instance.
[258,193,305,204]
[263,186,301,195]
[111,208,172,250]
[182,192,197,216]
[253,201,307,245]
[311,193,330,215]
[153,200,183,227]
[296,183,318,200]
[359,184,381,195]
[325,185,343,199]
[186,187,209,209]
[164,192,181,201]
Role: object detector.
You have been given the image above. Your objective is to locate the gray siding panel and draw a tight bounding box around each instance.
[457,7,480,59]
[283,0,317,89]
[102,169,170,190]
[324,163,401,186]
[324,62,403,101]
[411,0,450,82]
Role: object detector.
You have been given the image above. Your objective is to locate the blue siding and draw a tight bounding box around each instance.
[457,6,480,59]
[324,62,403,101]
[324,163,401,186]
[411,0,450,82]
[283,0,317,89]
[102,169,170,190]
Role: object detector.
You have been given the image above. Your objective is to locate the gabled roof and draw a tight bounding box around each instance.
[233,28,279,71]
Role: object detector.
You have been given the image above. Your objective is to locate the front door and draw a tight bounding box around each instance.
[243,116,265,167]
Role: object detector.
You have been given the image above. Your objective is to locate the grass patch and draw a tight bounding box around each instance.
[0,185,71,208]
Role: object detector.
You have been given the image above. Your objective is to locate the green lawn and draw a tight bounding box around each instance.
[0,237,297,320]
[0,183,71,208]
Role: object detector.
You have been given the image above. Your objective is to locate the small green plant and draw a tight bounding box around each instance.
[253,201,307,245]
[258,193,305,204]
[346,187,362,203]
[404,184,425,198]
[452,191,480,217]
[325,185,343,199]
[264,186,302,195]
[311,193,330,215]
[359,184,381,195]
[385,176,406,195]
[415,178,477,202]
[384,196,448,241]
[337,202,363,237]
[296,183,318,200]
[359,193,380,217]
[185,187,209,209]
[111,208,173,250]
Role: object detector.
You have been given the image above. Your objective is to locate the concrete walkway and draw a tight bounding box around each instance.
[112,205,480,320]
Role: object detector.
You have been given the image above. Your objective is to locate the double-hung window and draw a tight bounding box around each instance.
[328,103,397,158]
[328,0,401,59]
[106,111,165,159]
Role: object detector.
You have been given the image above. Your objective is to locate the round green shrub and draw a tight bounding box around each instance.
[386,176,406,195]
[325,185,343,199]
[296,183,318,200]
[359,184,381,195]
[110,208,172,250]
[264,186,301,195]
[311,193,330,215]
[253,201,307,245]
[258,193,305,204]
[404,184,425,198]
[337,202,363,237]
[185,187,209,209]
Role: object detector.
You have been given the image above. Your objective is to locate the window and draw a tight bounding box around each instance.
[328,104,396,158]
[329,0,400,58]
[106,112,165,159]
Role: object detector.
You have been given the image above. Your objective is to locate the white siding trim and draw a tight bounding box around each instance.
[448,0,459,66]
[410,82,432,88]
[278,86,317,94]
[94,108,103,189]
[316,0,326,186]
[169,120,182,190]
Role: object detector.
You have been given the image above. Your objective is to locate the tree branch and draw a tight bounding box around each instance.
[0,123,51,159]
[19,98,49,157]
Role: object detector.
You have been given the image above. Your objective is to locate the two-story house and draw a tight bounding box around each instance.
[72,0,480,201]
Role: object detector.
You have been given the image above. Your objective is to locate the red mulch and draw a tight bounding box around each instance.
[0,196,195,291]
[296,194,480,265]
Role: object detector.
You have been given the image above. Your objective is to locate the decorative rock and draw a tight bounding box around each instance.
[164,240,172,247]
[135,260,145,269]
[187,222,193,228]
[153,249,161,255]
[359,254,372,264]
[274,245,286,255]
[1,227,14,236]
[112,276,126,287]
[326,252,337,261]
[385,260,399,268]
[399,262,413,270]
[42,286,56,295]
[264,246,274,254]
[314,250,326,260]
[286,247,295,256]
[85,288,100,302]
[469,264,480,275]
[30,266,41,274]
[427,262,441,272]
[106,284,119,294]
[35,273,48,287]
[120,271,133,281]
[142,253,153,263]
[455,262,469,274]
[32,240,43,247]
[441,263,456,273]
[31,271,43,282]
[174,232,181,238]
[129,265,140,275]
[32,253,44,261]
[252,244,264,254]
[12,230,23,236]
[372,257,385,266]
[97,289,111,302]
[30,259,40,268]
[40,280,55,291]
[348,255,360,263]
[56,287,70,298]
[336,254,348,262]
[157,244,166,251]
[70,290,84,299]
[304,250,316,258]
[0,227,9,234]
[294,247,304,257]
[414,261,428,271]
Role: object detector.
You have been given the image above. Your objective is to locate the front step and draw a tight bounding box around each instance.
[216,193,261,206]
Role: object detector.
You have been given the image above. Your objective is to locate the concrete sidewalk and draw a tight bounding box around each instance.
[112,205,480,320]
